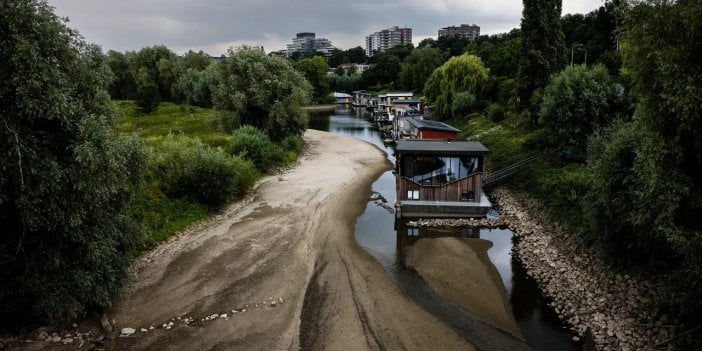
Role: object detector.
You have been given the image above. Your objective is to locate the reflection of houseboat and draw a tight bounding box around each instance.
[395,139,492,218]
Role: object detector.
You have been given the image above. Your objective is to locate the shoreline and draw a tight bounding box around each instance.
[301,104,337,112]
[491,187,672,350]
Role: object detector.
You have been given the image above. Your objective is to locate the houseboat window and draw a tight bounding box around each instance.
[408,228,419,237]
[403,155,477,185]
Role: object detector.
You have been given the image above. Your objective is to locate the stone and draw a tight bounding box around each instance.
[220,314,228,319]
[120,328,136,336]
[62,338,73,344]
[572,336,580,342]
[51,336,62,342]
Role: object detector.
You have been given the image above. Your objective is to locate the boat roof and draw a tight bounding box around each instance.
[396,139,489,155]
[405,118,461,133]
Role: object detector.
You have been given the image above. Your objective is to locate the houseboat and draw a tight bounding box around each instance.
[394,117,460,141]
[395,139,492,218]
[352,90,370,107]
[332,92,352,105]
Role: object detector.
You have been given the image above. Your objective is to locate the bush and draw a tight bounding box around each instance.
[451,92,477,117]
[228,125,273,171]
[281,134,304,154]
[486,103,505,122]
[153,135,257,208]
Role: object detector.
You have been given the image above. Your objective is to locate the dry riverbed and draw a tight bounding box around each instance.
[7,129,520,350]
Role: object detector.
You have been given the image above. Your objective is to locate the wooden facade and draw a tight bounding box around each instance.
[398,173,482,203]
[395,139,491,218]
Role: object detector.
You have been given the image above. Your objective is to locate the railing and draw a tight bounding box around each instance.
[482,153,543,188]
[399,173,482,202]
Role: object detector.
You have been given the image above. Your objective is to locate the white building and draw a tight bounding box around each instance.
[286,32,337,57]
[365,26,412,57]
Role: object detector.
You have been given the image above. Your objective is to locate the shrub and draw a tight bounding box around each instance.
[486,103,505,122]
[228,125,273,171]
[281,134,304,154]
[153,135,257,208]
[451,92,477,117]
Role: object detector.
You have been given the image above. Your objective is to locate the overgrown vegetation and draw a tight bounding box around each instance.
[0,0,145,323]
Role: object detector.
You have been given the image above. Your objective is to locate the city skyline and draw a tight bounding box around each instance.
[48,0,604,55]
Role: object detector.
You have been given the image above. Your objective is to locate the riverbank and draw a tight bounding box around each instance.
[491,187,674,350]
[301,104,337,112]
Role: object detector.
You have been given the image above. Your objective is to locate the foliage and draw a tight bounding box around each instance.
[436,35,471,58]
[362,52,401,87]
[539,64,623,152]
[152,135,257,208]
[326,46,368,68]
[486,103,505,122]
[0,0,144,322]
[451,92,478,117]
[518,0,567,108]
[466,29,522,78]
[561,1,620,68]
[172,63,222,108]
[329,73,363,93]
[399,48,444,91]
[228,125,273,171]
[597,0,702,325]
[214,47,311,141]
[106,50,136,100]
[424,54,491,120]
[135,68,161,113]
[295,56,331,103]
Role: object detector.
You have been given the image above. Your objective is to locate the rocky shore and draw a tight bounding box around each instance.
[408,187,679,351]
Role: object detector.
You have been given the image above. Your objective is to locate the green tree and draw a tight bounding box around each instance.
[214,47,312,141]
[106,50,136,99]
[295,56,330,103]
[423,54,491,120]
[135,68,161,113]
[363,52,401,87]
[518,0,567,108]
[539,64,623,152]
[400,47,444,91]
[0,0,144,322]
[173,63,222,107]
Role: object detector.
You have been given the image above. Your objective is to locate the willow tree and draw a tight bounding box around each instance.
[518,0,567,108]
[423,54,490,120]
[0,0,144,322]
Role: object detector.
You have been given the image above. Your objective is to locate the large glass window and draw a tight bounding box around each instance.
[402,155,480,185]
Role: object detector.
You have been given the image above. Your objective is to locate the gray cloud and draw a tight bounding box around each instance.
[49,0,604,55]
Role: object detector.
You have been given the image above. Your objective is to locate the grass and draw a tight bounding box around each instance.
[446,110,589,236]
[114,101,234,250]
[114,101,230,148]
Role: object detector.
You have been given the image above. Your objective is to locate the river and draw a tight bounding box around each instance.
[310,108,580,351]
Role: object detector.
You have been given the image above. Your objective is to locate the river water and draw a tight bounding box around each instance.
[310,108,580,351]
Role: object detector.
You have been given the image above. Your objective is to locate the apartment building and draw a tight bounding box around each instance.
[438,24,481,40]
[365,26,412,57]
[286,32,336,57]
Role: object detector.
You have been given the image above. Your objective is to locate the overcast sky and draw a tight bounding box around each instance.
[48,0,605,55]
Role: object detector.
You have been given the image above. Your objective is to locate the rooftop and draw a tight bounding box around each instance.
[396,139,489,155]
[405,118,461,133]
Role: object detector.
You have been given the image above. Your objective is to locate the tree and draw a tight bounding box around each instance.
[400,48,444,91]
[135,68,161,113]
[539,64,623,152]
[584,0,702,327]
[295,56,330,103]
[423,54,491,120]
[0,0,144,322]
[363,52,401,87]
[345,46,367,63]
[173,63,222,107]
[106,50,136,99]
[518,0,567,108]
[214,47,312,141]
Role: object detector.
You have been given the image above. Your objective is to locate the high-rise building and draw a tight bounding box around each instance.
[438,24,481,40]
[365,26,412,57]
[286,32,336,57]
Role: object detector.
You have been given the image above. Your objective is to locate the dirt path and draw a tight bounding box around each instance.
[89,129,476,350]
